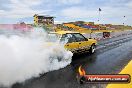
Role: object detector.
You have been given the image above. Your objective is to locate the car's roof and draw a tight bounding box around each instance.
[50,31,79,35]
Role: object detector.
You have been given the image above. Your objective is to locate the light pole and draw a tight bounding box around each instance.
[98,8,102,21]
[123,16,125,25]
[123,16,126,30]
[98,8,102,30]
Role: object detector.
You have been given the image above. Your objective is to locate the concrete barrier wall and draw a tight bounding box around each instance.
[82,33,90,38]
[0,24,33,31]
[91,32,103,40]
[82,32,103,40]
[111,30,132,38]
[82,30,132,41]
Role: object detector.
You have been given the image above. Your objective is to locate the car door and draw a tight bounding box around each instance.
[60,33,79,53]
[73,33,90,52]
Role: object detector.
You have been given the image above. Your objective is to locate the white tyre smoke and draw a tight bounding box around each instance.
[0,29,73,87]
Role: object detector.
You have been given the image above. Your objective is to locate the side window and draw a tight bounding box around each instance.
[60,34,77,43]
[60,34,67,42]
[67,34,77,43]
[73,33,87,42]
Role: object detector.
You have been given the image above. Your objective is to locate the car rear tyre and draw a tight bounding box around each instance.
[89,44,96,54]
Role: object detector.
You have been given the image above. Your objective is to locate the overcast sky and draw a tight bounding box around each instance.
[0,0,132,25]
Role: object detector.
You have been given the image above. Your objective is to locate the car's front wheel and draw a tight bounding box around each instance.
[89,44,96,54]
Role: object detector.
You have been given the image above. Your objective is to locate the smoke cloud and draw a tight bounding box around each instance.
[0,28,73,87]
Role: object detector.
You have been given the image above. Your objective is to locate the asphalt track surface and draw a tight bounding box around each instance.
[3,34,132,88]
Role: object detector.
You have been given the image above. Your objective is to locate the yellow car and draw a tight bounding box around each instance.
[48,31,97,54]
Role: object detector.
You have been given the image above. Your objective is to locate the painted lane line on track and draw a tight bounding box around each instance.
[107,60,132,88]
[96,36,132,50]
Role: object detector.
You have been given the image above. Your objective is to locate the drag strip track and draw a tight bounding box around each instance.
[9,34,132,88]
[96,34,132,54]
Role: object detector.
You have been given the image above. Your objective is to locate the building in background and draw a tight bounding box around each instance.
[84,22,94,25]
[34,14,55,26]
